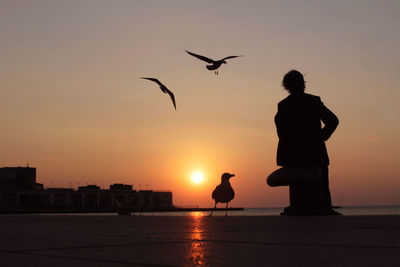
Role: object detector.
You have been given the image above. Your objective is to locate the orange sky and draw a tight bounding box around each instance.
[1,1,399,207]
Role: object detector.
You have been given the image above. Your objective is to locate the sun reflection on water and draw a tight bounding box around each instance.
[188,212,206,265]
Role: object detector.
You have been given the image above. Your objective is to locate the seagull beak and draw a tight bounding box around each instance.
[229,174,235,178]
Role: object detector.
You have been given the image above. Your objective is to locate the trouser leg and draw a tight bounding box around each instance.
[321,165,332,209]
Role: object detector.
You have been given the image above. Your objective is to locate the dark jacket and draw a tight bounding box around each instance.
[275,93,338,166]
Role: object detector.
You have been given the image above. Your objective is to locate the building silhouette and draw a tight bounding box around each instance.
[0,167,173,212]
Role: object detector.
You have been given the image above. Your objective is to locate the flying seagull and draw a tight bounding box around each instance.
[141,77,176,110]
[185,50,243,75]
[209,173,235,216]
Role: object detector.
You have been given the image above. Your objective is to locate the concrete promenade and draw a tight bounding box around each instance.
[0,215,399,266]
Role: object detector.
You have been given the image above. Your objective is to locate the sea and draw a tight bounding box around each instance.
[133,206,400,216]
[43,206,400,216]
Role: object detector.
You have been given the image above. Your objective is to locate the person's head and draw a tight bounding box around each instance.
[282,69,306,94]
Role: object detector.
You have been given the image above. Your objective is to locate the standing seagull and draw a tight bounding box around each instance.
[185,50,243,75]
[141,77,176,110]
[209,173,235,216]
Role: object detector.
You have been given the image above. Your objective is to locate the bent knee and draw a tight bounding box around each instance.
[267,168,288,187]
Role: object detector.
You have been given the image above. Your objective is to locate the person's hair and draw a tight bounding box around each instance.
[282,69,306,94]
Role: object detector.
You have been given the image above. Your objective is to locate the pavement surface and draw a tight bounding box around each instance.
[0,214,399,266]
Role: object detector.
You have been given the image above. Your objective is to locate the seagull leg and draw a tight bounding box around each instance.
[225,202,228,217]
[209,202,217,217]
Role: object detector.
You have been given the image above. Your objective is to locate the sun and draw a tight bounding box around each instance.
[191,171,204,184]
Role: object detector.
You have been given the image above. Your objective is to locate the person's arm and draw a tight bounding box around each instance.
[319,98,339,141]
[274,103,286,139]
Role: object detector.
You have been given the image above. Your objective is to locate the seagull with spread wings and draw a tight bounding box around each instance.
[141,77,176,110]
[185,50,243,75]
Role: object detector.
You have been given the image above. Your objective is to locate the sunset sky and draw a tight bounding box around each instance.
[1,0,399,207]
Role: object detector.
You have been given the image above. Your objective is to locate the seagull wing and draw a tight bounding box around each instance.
[212,184,222,201]
[141,77,176,110]
[185,50,215,64]
[141,77,163,87]
[221,55,243,61]
[164,86,176,110]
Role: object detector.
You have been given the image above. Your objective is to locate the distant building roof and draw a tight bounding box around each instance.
[110,183,132,191]
[78,185,100,191]
[46,188,74,192]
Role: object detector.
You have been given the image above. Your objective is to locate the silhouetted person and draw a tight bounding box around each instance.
[185,50,243,75]
[270,70,339,215]
[209,173,235,216]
